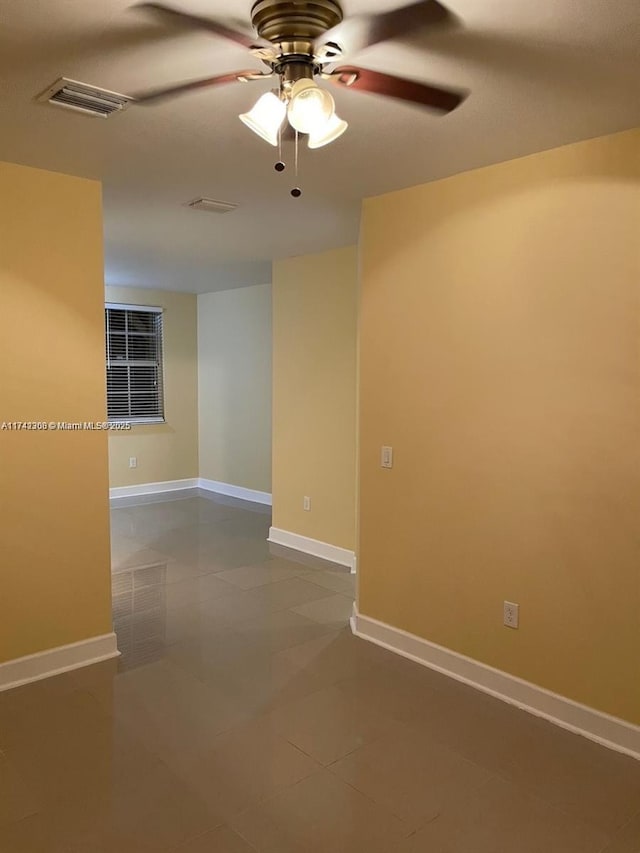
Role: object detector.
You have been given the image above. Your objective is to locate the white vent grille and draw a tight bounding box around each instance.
[185,198,239,214]
[36,78,132,117]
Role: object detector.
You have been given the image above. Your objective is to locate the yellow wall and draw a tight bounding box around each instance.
[106,287,198,488]
[198,284,272,493]
[272,246,358,550]
[359,129,640,725]
[0,161,112,662]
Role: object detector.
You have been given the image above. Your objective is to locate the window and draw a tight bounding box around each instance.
[105,303,164,423]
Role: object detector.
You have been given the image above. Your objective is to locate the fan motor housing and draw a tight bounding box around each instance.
[251,0,343,42]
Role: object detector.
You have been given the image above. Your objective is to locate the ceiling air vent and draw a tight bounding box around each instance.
[185,198,239,214]
[36,78,132,118]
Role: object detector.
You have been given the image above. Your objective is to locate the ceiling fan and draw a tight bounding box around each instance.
[132,0,469,150]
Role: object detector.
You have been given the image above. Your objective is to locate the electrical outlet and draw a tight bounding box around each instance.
[303,496,311,511]
[129,456,137,469]
[381,446,393,468]
[503,601,519,629]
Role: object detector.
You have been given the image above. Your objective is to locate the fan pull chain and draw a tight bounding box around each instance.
[274,124,285,172]
[291,130,302,198]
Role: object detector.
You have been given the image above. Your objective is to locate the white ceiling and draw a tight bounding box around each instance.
[0,0,638,293]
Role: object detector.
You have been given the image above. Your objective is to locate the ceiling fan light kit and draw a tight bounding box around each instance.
[239,77,348,149]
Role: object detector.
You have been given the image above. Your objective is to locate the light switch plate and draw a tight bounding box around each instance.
[381,446,393,469]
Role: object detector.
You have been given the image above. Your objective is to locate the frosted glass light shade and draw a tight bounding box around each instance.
[239,92,285,146]
[308,113,348,148]
[287,79,335,134]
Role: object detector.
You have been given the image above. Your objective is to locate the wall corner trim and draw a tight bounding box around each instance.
[0,633,119,693]
[351,605,640,761]
[268,527,356,571]
[199,478,272,506]
[109,478,272,506]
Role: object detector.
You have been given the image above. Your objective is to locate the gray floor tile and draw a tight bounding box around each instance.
[2,492,638,853]
[395,775,611,853]
[290,592,354,627]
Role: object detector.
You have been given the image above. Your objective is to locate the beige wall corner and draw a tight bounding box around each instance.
[198,283,272,493]
[105,287,199,488]
[0,161,112,663]
[272,245,358,552]
[358,128,640,726]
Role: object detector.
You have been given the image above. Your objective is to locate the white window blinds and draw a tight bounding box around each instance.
[105,304,164,422]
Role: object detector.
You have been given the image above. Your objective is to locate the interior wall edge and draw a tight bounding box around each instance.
[268,526,356,572]
[352,606,640,761]
[0,632,119,693]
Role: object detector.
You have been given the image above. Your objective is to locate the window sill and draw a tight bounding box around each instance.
[109,418,166,426]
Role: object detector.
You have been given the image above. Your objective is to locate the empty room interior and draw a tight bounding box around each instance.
[1,0,639,851]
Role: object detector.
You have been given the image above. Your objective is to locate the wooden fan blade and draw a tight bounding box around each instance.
[327,66,467,113]
[132,70,270,104]
[135,3,271,50]
[315,0,458,60]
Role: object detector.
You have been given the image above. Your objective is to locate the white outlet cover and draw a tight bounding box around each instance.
[503,601,519,629]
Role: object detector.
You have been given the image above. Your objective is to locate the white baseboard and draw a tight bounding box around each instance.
[109,478,272,506]
[110,478,199,500]
[269,527,356,572]
[199,478,272,506]
[351,606,640,761]
[0,633,119,693]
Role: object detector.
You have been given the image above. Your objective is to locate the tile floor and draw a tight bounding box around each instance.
[1,489,639,852]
